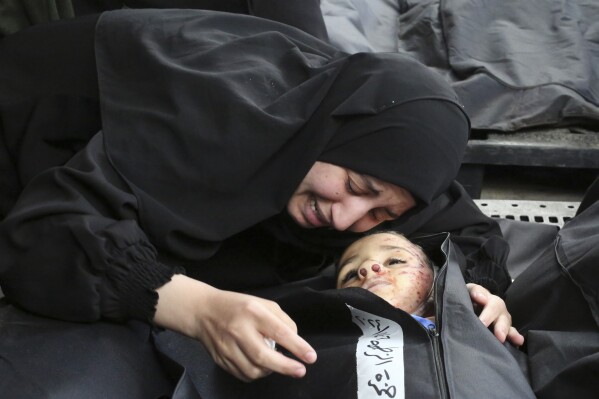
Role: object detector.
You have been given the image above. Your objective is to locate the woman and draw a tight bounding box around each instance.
[0,8,511,392]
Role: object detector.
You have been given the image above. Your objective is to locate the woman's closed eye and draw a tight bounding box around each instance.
[369,208,400,223]
[388,258,407,266]
[347,178,365,196]
[346,174,371,196]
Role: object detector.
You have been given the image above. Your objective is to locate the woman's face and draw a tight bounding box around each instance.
[287,162,416,232]
[336,233,434,315]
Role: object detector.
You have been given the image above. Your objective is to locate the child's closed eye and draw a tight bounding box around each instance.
[341,269,358,284]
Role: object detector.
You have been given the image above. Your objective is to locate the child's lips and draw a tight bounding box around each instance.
[362,279,391,292]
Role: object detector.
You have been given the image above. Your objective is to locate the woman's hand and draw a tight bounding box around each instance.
[154,274,317,382]
[466,283,525,346]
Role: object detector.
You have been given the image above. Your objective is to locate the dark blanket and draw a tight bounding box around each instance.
[396,0,599,131]
[0,0,327,41]
[3,193,599,397]
[0,233,536,399]
[506,194,599,398]
[156,233,534,398]
[1,200,598,397]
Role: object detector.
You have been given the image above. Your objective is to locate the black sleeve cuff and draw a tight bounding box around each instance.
[102,239,185,322]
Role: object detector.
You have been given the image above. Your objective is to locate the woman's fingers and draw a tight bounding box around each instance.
[466,283,524,345]
[197,288,316,381]
[467,283,494,326]
[240,330,311,379]
[214,340,274,382]
[488,313,510,343]
[507,326,525,347]
[258,301,317,365]
[261,300,298,332]
[240,299,317,377]
[154,276,311,381]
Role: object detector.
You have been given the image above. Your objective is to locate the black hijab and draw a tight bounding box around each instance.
[95,9,469,259]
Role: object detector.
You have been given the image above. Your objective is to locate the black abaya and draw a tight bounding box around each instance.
[1,9,470,322]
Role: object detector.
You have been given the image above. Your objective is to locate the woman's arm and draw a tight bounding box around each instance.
[0,132,316,379]
[0,132,175,321]
[155,275,316,381]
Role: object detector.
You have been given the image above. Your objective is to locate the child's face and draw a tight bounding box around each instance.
[336,233,434,316]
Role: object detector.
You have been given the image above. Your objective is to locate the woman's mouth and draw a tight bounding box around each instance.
[305,197,329,227]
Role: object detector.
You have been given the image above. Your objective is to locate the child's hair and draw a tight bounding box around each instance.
[335,230,434,276]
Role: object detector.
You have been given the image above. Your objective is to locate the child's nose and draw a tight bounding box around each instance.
[359,263,382,278]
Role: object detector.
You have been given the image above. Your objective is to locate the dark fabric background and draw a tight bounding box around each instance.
[396,0,599,131]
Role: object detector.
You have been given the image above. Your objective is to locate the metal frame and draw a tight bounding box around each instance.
[474,199,579,228]
[458,128,599,199]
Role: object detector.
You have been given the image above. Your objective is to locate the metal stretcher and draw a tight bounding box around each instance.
[474,199,579,229]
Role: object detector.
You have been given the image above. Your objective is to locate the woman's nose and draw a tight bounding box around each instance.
[331,200,377,232]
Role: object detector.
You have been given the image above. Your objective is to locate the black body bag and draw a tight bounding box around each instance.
[157,233,535,399]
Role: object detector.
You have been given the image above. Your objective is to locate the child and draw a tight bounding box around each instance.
[337,231,436,326]
[337,231,524,343]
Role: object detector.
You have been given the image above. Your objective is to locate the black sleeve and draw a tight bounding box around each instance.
[0,132,181,322]
[0,14,102,218]
[459,235,512,297]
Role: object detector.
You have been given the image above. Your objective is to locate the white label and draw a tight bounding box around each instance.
[348,305,405,399]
